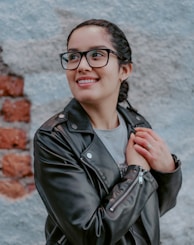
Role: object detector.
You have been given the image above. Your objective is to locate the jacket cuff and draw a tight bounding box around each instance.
[122,165,140,181]
[151,154,181,176]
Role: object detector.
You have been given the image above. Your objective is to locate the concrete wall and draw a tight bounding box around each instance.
[0,0,193,244]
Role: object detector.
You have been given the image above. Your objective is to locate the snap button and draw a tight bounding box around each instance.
[136,116,141,121]
[86,153,92,159]
[58,113,65,119]
[71,123,78,129]
[102,175,106,180]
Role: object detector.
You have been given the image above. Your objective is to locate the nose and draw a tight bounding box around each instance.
[77,55,92,71]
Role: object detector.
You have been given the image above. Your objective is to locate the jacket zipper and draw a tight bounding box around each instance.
[109,167,145,212]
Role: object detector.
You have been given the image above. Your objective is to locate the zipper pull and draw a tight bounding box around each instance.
[138,168,144,185]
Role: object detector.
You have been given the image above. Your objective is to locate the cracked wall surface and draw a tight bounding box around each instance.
[0,1,193,244]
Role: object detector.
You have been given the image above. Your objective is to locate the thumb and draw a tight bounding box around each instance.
[128,133,135,147]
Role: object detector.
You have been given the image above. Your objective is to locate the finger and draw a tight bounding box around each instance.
[135,131,154,142]
[128,133,135,146]
[126,133,134,150]
[134,143,152,162]
[135,127,160,141]
[134,137,154,152]
[134,132,155,149]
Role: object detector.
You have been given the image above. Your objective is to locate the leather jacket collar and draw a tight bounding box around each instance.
[41,98,151,135]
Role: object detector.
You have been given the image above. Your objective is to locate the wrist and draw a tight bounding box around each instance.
[127,163,150,171]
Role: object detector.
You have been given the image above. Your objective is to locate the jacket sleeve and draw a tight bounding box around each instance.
[34,129,158,245]
[150,154,182,216]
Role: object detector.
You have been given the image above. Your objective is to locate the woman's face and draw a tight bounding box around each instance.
[66,25,131,105]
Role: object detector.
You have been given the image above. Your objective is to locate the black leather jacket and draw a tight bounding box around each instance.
[34,98,182,245]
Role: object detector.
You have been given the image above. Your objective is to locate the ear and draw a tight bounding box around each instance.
[119,63,132,82]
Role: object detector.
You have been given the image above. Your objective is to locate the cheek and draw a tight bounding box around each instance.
[66,71,72,81]
[106,65,121,83]
[66,72,76,87]
[108,60,120,75]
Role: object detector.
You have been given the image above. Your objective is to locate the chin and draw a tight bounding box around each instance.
[73,90,96,99]
[75,95,100,105]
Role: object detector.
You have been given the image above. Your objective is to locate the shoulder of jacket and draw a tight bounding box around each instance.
[38,110,68,132]
[118,102,152,129]
[37,99,76,132]
[128,107,151,128]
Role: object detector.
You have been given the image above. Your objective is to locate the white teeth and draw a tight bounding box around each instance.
[78,79,96,84]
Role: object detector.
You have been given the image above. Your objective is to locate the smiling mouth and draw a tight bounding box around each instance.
[77,79,98,84]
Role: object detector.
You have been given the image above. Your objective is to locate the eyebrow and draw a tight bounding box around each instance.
[68,45,109,52]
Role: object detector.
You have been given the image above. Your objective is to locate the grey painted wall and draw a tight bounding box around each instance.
[0,0,193,244]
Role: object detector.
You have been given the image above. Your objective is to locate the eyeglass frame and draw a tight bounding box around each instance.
[59,48,121,70]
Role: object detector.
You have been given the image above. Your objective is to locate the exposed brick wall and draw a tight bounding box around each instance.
[0,48,34,199]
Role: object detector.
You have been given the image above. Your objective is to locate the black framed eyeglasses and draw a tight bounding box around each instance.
[59,48,119,70]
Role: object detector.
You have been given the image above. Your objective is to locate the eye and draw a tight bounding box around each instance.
[68,53,80,62]
[89,50,106,59]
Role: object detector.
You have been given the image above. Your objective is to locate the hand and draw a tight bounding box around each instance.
[133,127,175,172]
[126,133,150,171]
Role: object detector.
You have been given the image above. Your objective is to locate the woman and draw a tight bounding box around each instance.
[34,19,182,245]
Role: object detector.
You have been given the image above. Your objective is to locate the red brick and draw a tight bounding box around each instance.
[0,180,27,198]
[0,75,24,97]
[2,153,32,177]
[26,183,36,193]
[0,128,27,149]
[2,99,31,122]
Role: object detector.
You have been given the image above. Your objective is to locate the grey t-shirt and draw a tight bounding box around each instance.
[94,113,128,177]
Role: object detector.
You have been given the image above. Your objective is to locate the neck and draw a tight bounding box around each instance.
[80,100,119,130]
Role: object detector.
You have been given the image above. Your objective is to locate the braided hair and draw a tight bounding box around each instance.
[67,19,132,103]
